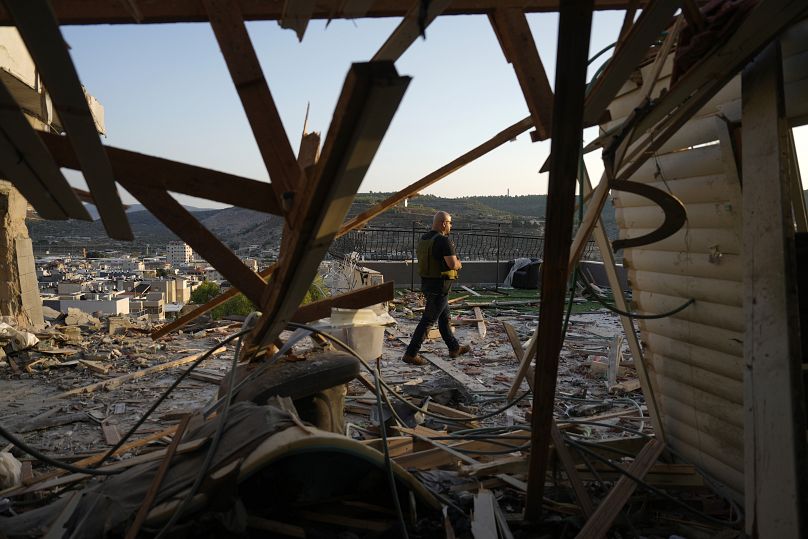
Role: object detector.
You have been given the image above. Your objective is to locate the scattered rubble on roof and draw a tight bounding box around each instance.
[0,283,740,537]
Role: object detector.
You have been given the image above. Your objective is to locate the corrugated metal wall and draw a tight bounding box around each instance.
[605,23,808,502]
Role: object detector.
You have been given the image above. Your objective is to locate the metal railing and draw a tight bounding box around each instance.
[329,224,598,262]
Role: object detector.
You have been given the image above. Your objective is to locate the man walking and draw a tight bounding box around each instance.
[403,211,471,365]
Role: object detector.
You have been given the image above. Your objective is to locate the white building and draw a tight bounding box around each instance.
[167,241,193,267]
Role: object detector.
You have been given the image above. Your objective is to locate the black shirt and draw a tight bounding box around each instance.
[420,230,457,294]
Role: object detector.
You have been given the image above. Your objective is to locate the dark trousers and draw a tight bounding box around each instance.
[406,291,459,356]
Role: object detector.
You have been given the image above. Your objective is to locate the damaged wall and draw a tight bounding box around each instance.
[0,180,44,329]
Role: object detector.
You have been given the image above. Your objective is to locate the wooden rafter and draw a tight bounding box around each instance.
[525,0,593,520]
[582,0,681,127]
[40,133,282,215]
[204,0,303,211]
[5,0,132,240]
[279,0,316,41]
[125,185,267,306]
[340,116,533,233]
[0,81,89,220]
[577,439,665,537]
[624,0,808,160]
[245,62,410,355]
[489,8,554,140]
[372,0,452,62]
[0,1,647,26]
[150,114,533,340]
[291,281,394,323]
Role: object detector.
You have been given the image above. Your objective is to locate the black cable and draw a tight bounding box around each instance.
[287,322,532,424]
[0,329,250,481]
[565,438,742,526]
[0,424,120,477]
[153,315,257,539]
[95,328,252,468]
[375,363,409,539]
[581,279,695,320]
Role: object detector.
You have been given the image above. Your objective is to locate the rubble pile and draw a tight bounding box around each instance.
[0,289,740,538]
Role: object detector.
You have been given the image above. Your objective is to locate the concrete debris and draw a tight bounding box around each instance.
[0,322,38,351]
[0,288,733,538]
[0,452,21,490]
[63,308,101,328]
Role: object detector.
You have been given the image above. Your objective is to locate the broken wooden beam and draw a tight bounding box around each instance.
[576,439,665,538]
[525,0,593,520]
[5,0,132,240]
[473,307,486,339]
[489,7,554,140]
[245,62,410,355]
[41,132,282,215]
[372,0,451,62]
[291,282,394,323]
[0,82,89,220]
[56,349,224,398]
[205,0,303,209]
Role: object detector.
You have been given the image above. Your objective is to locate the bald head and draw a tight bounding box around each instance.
[432,211,453,234]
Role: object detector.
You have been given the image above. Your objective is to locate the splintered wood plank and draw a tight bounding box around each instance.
[291,281,394,323]
[41,132,281,215]
[279,0,316,41]
[420,350,488,393]
[582,0,680,126]
[246,62,410,354]
[489,8,554,140]
[126,186,266,306]
[471,489,498,539]
[550,424,594,517]
[372,0,451,62]
[507,333,535,401]
[0,82,88,220]
[502,322,524,362]
[5,0,131,240]
[124,415,192,539]
[473,307,486,339]
[742,41,807,539]
[57,350,223,398]
[576,439,665,538]
[205,0,302,205]
[525,0,593,520]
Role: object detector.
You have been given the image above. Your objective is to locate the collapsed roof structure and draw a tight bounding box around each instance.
[0,0,807,537]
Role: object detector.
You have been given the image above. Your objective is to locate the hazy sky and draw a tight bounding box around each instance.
[60,11,807,208]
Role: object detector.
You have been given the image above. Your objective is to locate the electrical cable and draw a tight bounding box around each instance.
[374,363,409,539]
[0,329,251,481]
[565,438,742,526]
[153,314,258,539]
[581,279,695,320]
[94,328,252,468]
[287,322,532,424]
[0,424,120,476]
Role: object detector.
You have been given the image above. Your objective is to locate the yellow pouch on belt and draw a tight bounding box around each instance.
[440,269,458,280]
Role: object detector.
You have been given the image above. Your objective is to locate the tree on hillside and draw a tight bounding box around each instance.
[190,276,328,320]
[190,281,220,304]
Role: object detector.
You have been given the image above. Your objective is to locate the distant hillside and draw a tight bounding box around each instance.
[26,188,648,253]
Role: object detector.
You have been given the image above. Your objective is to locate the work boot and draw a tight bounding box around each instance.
[449,344,471,358]
[402,353,428,366]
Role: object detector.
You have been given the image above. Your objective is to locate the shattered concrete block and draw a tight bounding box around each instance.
[41,306,62,321]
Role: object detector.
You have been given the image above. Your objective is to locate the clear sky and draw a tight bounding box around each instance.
[60,11,807,208]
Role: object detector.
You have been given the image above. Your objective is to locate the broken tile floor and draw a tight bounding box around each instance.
[0,290,741,537]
